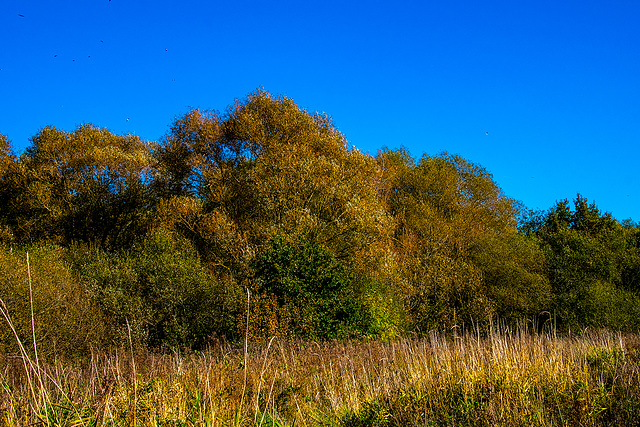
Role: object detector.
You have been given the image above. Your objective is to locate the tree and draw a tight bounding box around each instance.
[151,109,222,199]
[155,89,396,268]
[520,195,640,330]
[153,90,400,338]
[14,125,152,248]
[378,148,549,331]
[0,133,15,176]
[0,134,19,245]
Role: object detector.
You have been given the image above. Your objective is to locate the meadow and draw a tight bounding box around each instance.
[1,328,639,426]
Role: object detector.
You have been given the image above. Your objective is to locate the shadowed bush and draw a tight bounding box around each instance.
[66,229,238,350]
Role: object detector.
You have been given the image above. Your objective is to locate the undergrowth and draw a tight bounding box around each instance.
[1,330,639,426]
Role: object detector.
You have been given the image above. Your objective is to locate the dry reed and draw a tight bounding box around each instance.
[1,328,639,426]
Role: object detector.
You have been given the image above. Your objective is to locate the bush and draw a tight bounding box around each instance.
[0,245,111,358]
[568,280,640,330]
[66,230,237,350]
[470,233,551,322]
[246,236,382,340]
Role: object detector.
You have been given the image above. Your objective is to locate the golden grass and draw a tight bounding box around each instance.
[1,329,639,426]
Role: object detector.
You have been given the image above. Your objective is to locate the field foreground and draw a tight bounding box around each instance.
[1,330,640,426]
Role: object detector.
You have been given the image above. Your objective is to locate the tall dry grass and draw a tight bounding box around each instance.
[1,328,639,426]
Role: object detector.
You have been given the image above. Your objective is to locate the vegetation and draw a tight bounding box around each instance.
[1,89,639,423]
[521,196,640,331]
[1,330,639,425]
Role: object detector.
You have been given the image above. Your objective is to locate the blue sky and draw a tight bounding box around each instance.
[1,0,639,221]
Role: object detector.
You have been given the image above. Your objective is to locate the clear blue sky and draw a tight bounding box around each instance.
[1,0,639,221]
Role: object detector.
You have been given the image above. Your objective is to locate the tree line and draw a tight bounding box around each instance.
[1,90,638,356]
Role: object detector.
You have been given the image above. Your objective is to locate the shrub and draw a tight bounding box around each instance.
[0,245,111,358]
[246,236,382,340]
[66,229,237,350]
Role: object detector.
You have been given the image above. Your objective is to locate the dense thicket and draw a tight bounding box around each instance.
[0,90,638,355]
[521,196,640,330]
[376,149,551,331]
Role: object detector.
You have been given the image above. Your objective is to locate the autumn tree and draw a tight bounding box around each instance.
[153,90,400,338]
[13,125,152,248]
[151,109,223,199]
[378,148,550,331]
[0,133,19,245]
[0,134,15,180]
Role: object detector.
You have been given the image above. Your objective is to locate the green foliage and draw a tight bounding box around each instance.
[575,280,639,330]
[521,195,640,330]
[470,232,551,321]
[66,230,236,349]
[247,236,387,340]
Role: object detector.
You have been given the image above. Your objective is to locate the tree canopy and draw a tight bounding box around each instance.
[521,195,640,330]
[0,91,638,354]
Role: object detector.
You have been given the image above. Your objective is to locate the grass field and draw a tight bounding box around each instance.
[1,328,639,426]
